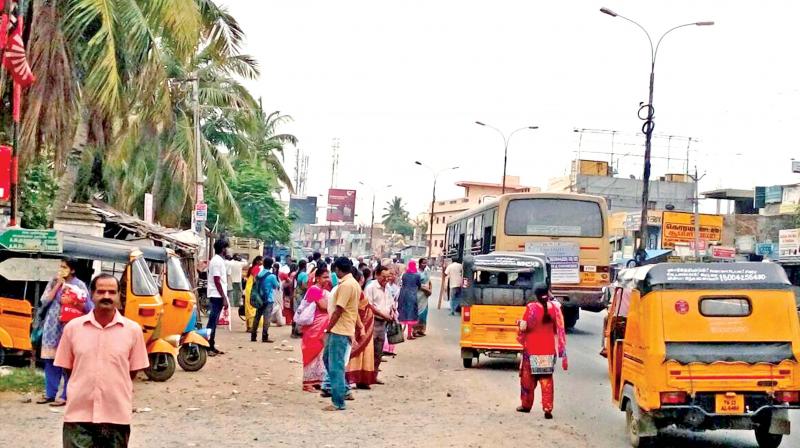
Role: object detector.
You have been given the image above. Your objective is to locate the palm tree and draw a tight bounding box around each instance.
[382,196,409,225]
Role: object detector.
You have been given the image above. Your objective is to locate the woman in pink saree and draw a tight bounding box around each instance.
[301,269,331,392]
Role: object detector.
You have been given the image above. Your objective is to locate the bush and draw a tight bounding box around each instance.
[0,367,45,393]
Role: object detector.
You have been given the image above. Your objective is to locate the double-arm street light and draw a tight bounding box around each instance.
[599,7,713,263]
[359,181,392,256]
[474,122,538,194]
[414,161,459,258]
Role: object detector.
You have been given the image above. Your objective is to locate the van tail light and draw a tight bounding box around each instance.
[139,308,156,317]
[775,391,800,404]
[462,306,471,322]
[660,392,688,405]
[173,299,189,308]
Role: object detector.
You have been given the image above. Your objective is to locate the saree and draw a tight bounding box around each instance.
[244,266,263,331]
[345,293,376,386]
[302,312,329,387]
[414,268,431,334]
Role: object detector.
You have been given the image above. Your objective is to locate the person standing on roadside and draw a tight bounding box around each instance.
[443,258,463,316]
[364,264,394,384]
[227,255,247,311]
[55,274,149,448]
[292,259,309,338]
[413,258,433,337]
[322,257,360,411]
[243,256,263,332]
[206,240,230,356]
[37,258,92,407]
[252,257,280,343]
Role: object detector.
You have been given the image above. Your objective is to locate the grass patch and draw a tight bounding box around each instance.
[0,367,45,393]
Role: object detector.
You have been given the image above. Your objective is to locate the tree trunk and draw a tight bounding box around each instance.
[150,137,165,221]
[52,113,88,214]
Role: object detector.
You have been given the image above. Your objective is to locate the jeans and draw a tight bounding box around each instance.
[322,333,351,409]
[206,297,224,349]
[44,358,67,400]
[373,319,387,374]
[449,287,462,315]
[321,343,352,391]
[251,302,274,341]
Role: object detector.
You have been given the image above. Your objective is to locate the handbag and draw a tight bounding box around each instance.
[386,321,405,345]
[529,354,556,375]
[293,299,316,327]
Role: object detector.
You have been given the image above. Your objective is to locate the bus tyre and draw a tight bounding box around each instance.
[144,353,176,382]
[755,425,783,448]
[177,344,207,372]
[626,402,656,448]
[563,307,579,329]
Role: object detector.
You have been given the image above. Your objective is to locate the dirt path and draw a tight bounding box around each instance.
[0,305,589,447]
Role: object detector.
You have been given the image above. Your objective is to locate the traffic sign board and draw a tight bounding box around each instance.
[194,203,208,222]
[0,229,63,253]
[0,258,60,281]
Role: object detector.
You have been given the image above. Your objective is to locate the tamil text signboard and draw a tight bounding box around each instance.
[0,229,63,253]
[779,229,800,262]
[661,211,723,249]
[326,189,356,223]
[525,241,579,284]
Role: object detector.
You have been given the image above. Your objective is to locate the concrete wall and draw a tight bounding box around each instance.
[570,175,694,213]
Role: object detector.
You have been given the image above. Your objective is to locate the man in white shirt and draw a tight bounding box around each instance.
[205,239,230,355]
[226,255,247,309]
[443,259,463,316]
[364,264,394,383]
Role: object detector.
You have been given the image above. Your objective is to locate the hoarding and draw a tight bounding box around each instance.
[661,211,723,249]
[525,241,580,284]
[779,229,800,262]
[326,189,356,223]
[289,196,318,225]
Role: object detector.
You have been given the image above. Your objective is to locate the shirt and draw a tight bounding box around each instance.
[227,260,246,285]
[365,281,391,318]
[207,255,227,298]
[330,273,360,337]
[257,270,280,304]
[296,271,309,288]
[54,311,149,425]
[445,262,463,290]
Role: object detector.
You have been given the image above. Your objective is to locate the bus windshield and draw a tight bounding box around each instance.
[505,198,603,237]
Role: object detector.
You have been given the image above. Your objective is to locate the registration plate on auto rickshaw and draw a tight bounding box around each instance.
[715,393,745,414]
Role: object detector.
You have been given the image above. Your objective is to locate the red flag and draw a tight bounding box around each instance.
[3,16,34,87]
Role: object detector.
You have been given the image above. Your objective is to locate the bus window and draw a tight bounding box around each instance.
[473,215,482,250]
[505,198,603,237]
[466,218,474,249]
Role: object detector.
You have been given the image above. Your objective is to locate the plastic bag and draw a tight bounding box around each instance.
[270,303,285,326]
[218,307,231,328]
[293,299,316,327]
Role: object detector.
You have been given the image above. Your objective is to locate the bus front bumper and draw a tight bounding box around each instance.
[551,287,605,312]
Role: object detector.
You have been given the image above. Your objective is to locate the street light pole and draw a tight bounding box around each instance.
[689,167,707,260]
[600,7,713,264]
[475,122,539,194]
[415,162,459,258]
[359,181,392,257]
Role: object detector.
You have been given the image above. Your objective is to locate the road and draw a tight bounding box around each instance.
[1,277,798,447]
[429,277,800,448]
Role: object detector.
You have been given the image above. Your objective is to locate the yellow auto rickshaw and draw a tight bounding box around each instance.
[61,233,178,381]
[459,252,549,368]
[605,262,800,448]
[139,246,210,372]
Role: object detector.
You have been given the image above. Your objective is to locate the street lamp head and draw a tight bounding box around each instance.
[528,126,539,130]
[414,161,423,166]
[695,21,714,26]
[599,7,618,17]
[451,166,460,170]
[475,121,486,126]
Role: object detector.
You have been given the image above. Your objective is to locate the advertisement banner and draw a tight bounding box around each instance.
[326,189,356,223]
[525,241,580,284]
[779,229,800,262]
[710,246,736,260]
[289,196,318,225]
[661,211,723,249]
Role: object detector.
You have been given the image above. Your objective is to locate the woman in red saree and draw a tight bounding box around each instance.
[301,270,331,392]
[517,284,568,419]
[346,269,377,389]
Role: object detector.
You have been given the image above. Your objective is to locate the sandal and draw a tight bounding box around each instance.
[516,406,531,413]
[322,405,345,411]
[49,399,67,407]
[36,396,54,404]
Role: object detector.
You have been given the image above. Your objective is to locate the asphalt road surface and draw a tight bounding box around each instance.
[430,277,800,448]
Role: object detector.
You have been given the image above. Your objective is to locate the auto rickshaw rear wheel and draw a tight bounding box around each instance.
[625,401,656,448]
[0,347,5,366]
[177,344,207,372]
[143,353,176,382]
[755,423,783,448]
[462,357,473,368]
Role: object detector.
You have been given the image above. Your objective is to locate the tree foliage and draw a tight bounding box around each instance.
[382,196,413,237]
[20,158,58,229]
[207,161,293,244]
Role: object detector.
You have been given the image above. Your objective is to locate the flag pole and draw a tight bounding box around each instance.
[7,0,23,227]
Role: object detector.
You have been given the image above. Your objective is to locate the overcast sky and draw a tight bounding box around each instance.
[223,0,800,222]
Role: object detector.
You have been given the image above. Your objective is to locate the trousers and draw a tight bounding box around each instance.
[251,303,274,340]
[520,364,554,412]
[322,333,351,409]
[44,358,67,400]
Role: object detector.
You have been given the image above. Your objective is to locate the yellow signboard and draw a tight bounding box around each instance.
[661,211,723,249]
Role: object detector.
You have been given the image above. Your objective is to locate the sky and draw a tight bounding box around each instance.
[222,0,800,222]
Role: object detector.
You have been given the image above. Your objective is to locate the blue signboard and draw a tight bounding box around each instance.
[756,243,775,257]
